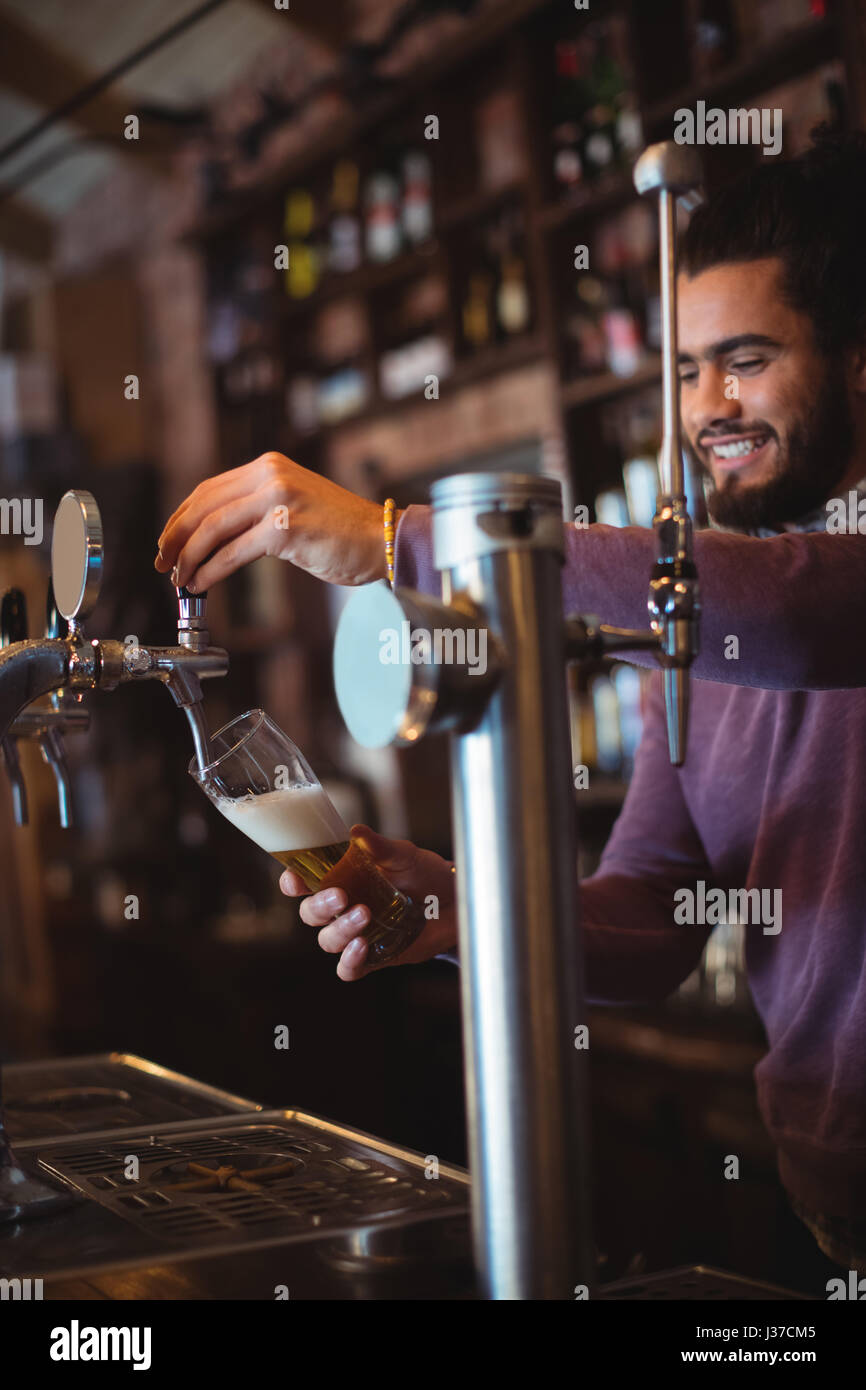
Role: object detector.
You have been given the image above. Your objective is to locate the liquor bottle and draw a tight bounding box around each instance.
[552,38,590,189]
[567,273,609,375]
[496,254,531,336]
[328,159,362,274]
[692,0,736,75]
[401,151,434,246]
[283,188,320,299]
[365,171,402,263]
[622,404,661,527]
[462,272,494,350]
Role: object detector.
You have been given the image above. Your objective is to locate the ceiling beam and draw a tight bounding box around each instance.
[0,198,53,261]
[0,9,177,163]
[247,0,351,52]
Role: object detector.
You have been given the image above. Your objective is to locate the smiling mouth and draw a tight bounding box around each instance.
[704,434,774,471]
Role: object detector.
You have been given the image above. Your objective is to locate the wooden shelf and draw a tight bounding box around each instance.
[561,356,662,410]
[587,1009,765,1074]
[443,331,547,391]
[277,184,532,324]
[538,171,635,231]
[436,178,529,232]
[284,332,548,448]
[279,239,445,321]
[643,18,837,129]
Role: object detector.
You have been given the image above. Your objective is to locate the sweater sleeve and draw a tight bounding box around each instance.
[579,672,713,1004]
[394,503,866,690]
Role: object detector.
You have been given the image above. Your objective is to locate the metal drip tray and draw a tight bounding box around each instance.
[2,1054,260,1142]
[2,1110,473,1299]
[37,1118,466,1246]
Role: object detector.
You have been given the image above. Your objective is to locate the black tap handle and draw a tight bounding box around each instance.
[175,547,222,603]
[175,550,219,603]
[45,578,69,640]
[1,589,27,647]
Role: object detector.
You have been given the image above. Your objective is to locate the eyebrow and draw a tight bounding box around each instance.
[678,333,782,365]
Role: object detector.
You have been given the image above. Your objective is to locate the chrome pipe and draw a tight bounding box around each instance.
[658,186,683,500]
[432,472,593,1300]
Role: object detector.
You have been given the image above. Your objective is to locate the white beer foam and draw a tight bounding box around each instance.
[214,785,349,853]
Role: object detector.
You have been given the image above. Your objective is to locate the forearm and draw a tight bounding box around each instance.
[395,503,866,690]
[579,873,710,1004]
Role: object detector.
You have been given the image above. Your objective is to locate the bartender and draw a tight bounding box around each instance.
[156,128,866,1276]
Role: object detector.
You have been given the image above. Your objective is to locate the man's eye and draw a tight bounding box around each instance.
[730,358,763,372]
[678,369,698,384]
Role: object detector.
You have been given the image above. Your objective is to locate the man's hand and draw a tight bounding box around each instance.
[155,453,391,592]
[279,823,458,981]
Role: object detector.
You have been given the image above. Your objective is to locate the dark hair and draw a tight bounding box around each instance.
[680,124,866,357]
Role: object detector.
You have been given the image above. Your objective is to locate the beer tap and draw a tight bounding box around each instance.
[328,147,704,1302]
[0,490,229,823]
[633,139,704,764]
[0,589,31,825]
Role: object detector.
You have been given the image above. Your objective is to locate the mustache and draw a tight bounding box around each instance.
[697,424,777,450]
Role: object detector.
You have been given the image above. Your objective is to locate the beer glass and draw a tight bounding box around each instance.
[190,709,425,964]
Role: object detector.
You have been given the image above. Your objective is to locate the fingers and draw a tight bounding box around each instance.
[156,454,294,571]
[316,904,370,955]
[279,879,346,918]
[277,873,375,980]
[293,884,371,955]
[159,490,263,586]
[176,506,278,591]
[156,471,255,569]
[278,868,310,896]
[282,879,371,953]
[336,937,371,982]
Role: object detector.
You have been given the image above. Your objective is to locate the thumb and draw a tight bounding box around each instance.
[350,823,417,875]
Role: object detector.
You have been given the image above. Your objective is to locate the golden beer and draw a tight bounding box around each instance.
[213,785,424,963]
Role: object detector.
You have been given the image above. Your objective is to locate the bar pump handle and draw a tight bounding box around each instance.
[175,572,211,652]
[176,582,207,601]
[175,545,218,604]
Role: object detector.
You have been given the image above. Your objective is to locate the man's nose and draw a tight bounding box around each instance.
[684,366,742,442]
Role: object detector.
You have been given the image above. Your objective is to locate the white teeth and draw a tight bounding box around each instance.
[712,437,765,459]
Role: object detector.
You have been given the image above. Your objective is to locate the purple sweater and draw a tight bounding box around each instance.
[394,504,866,1222]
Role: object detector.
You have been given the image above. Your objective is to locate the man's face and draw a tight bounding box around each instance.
[678,257,853,530]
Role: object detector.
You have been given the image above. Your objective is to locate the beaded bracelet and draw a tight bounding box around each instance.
[384,497,397,588]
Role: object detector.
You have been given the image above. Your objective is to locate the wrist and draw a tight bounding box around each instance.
[371,505,404,583]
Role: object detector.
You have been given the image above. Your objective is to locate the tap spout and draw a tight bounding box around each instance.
[39,727,74,828]
[0,736,28,824]
[0,641,70,743]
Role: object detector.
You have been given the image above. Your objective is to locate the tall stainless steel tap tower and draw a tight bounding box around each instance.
[436,472,592,1301]
[334,473,593,1300]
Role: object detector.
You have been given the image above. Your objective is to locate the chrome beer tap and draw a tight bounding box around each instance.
[0,490,228,818]
[0,583,90,828]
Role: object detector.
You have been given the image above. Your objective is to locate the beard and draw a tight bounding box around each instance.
[691,365,855,532]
